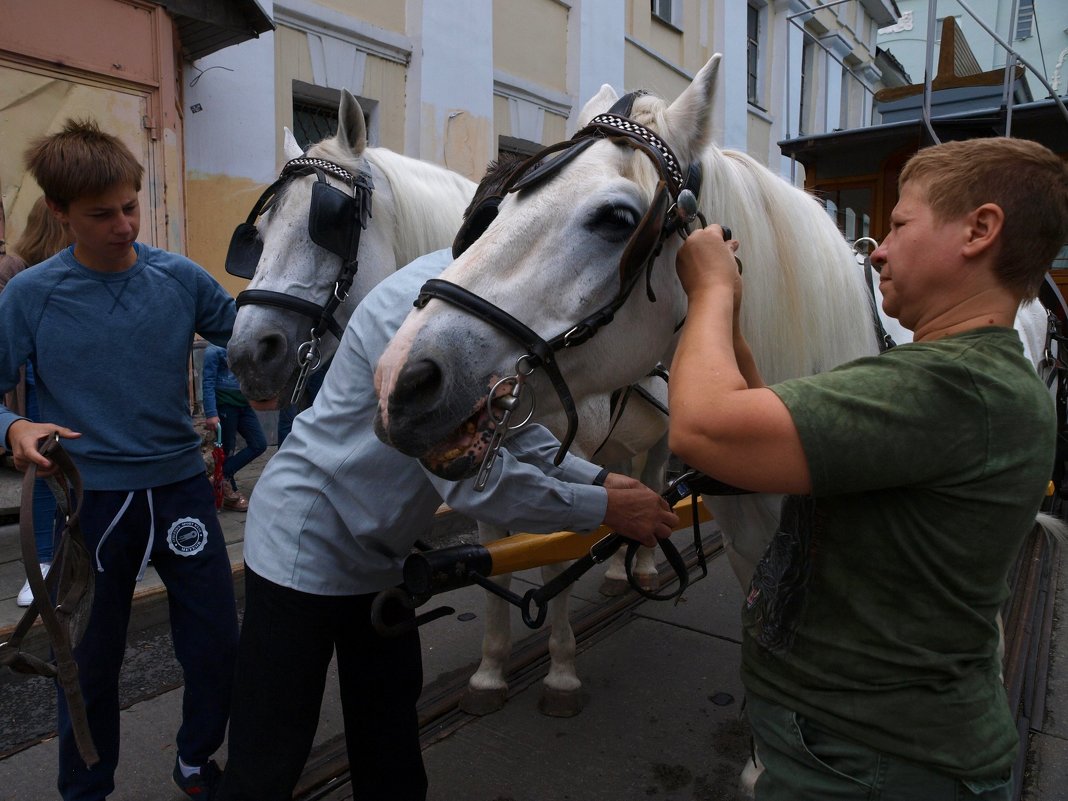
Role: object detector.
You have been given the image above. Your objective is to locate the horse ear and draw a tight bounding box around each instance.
[337,89,368,155]
[283,127,303,160]
[577,83,620,127]
[663,54,721,161]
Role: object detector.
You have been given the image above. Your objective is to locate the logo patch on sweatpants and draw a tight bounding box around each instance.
[167,517,209,556]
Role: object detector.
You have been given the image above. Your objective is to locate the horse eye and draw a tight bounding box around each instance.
[587,204,639,243]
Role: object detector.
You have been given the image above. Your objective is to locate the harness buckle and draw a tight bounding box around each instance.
[291,333,324,405]
[562,324,592,348]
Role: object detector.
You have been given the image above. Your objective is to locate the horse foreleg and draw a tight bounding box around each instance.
[538,561,585,717]
[460,523,513,715]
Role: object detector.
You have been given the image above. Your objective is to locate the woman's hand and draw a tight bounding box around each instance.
[675,225,742,314]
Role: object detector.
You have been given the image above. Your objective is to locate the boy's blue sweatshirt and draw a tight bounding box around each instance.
[0,243,235,490]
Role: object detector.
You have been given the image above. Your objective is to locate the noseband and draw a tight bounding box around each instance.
[226,155,374,402]
[414,95,703,488]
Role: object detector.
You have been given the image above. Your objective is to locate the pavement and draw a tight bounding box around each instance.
[0,448,1066,800]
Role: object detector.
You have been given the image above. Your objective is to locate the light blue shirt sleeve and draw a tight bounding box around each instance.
[426,423,607,534]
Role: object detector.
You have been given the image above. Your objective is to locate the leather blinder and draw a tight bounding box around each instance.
[619,181,670,287]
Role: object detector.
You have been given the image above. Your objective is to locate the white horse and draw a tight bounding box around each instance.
[222,90,675,716]
[373,54,882,716]
[226,90,476,404]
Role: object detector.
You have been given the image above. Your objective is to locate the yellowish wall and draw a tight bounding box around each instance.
[494,0,568,94]
[746,113,773,168]
[625,42,688,100]
[274,24,407,155]
[315,0,405,34]
[493,95,513,139]
[361,55,407,151]
[186,174,266,293]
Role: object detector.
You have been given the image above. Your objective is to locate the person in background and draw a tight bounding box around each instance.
[201,343,266,511]
[0,118,238,801]
[1,195,74,606]
[668,137,1068,801]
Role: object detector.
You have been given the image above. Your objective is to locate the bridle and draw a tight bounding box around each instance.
[414,93,704,489]
[225,155,374,403]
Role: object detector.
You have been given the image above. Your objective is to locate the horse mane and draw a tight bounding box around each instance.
[627,94,879,382]
[304,136,475,268]
[363,147,476,267]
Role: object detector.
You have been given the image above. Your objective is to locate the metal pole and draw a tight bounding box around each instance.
[922,0,941,144]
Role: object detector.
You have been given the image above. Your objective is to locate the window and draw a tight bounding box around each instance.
[651,0,675,25]
[747,5,761,106]
[292,98,339,151]
[1015,0,1034,40]
[799,38,814,136]
[498,135,542,161]
[291,81,373,150]
[839,66,851,130]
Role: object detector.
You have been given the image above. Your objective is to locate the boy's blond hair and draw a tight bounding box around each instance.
[24,118,143,209]
[900,136,1068,300]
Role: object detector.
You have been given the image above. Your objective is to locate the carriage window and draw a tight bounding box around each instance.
[818,184,874,245]
[1052,245,1068,272]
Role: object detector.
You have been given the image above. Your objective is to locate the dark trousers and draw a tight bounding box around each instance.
[57,474,238,801]
[219,567,426,801]
[218,404,266,484]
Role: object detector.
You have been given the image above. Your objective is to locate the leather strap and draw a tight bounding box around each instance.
[0,436,98,766]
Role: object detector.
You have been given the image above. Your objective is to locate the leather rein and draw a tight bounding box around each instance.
[0,435,98,765]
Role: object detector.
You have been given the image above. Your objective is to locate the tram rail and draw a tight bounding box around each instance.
[291,521,1061,801]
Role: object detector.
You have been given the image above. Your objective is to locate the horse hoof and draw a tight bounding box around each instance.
[538,686,586,717]
[459,686,508,716]
[599,577,629,597]
[636,573,659,593]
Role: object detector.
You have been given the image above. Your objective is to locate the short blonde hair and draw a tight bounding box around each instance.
[900,137,1068,300]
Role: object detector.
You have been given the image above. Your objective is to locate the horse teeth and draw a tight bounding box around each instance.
[443,447,462,460]
[465,421,476,434]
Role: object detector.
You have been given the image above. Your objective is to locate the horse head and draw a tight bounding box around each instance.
[227,90,475,406]
[374,57,728,479]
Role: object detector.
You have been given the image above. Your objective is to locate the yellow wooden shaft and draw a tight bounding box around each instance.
[485,495,711,576]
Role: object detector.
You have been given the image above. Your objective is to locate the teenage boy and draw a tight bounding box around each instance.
[668,136,1068,800]
[0,119,238,801]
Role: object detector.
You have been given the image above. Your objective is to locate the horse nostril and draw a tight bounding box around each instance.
[255,332,289,367]
[394,359,443,402]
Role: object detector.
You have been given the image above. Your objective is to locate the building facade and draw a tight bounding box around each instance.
[1,1,899,291]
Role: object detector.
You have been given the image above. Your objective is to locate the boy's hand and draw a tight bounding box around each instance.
[601,472,679,547]
[5,419,81,476]
[206,416,221,435]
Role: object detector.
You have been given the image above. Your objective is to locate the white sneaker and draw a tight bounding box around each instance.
[16,563,50,607]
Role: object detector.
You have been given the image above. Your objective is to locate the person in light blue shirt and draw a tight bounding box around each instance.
[218,246,680,801]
